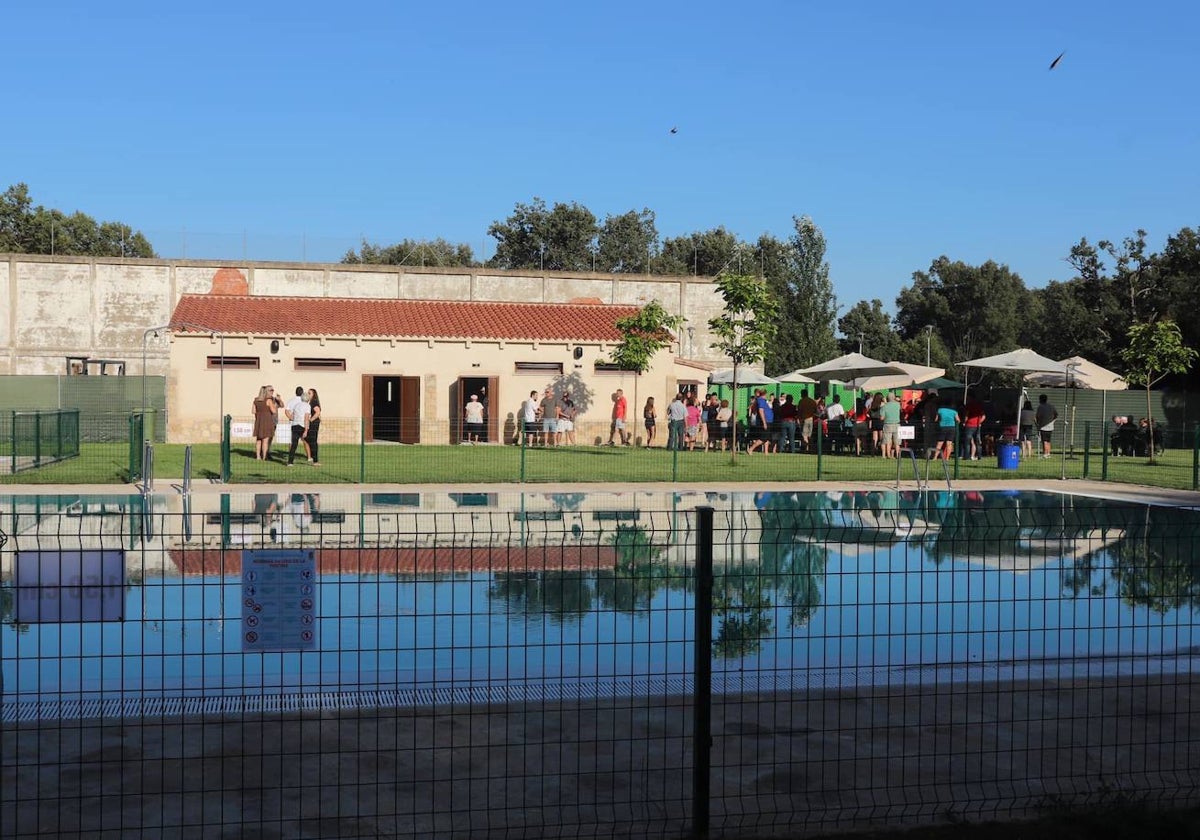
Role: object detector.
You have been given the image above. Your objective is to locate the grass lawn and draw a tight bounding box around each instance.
[2,441,1195,490]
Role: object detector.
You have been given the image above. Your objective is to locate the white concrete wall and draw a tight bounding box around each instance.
[2,255,729,377]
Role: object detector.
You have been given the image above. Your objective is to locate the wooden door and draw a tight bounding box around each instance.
[399,376,420,444]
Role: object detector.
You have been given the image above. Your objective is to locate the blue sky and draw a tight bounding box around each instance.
[4,0,1197,310]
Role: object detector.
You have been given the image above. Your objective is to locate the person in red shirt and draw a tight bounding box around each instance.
[608,389,630,446]
[963,396,986,461]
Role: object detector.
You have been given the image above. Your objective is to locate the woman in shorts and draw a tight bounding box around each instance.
[1018,399,1035,458]
[643,397,657,447]
[933,398,959,461]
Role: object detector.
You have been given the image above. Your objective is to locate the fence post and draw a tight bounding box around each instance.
[1193,423,1199,491]
[1082,422,1090,479]
[693,506,714,840]
[519,418,527,483]
[34,412,42,467]
[1101,425,1109,482]
[672,442,679,482]
[360,418,367,484]
[182,445,192,494]
[9,411,14,474]
[815,422,823,480]
[221,415,232,483]
[953,424,961,480]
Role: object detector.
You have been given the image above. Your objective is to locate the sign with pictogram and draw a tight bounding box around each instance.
[241,550,318,652]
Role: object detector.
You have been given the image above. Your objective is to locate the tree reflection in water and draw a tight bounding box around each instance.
[594,525,680,613]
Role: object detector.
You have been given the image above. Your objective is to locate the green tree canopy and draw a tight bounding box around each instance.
[1121,319,1197,463]
[0,183,155,257]
[836,299,899,360]
[342,237,476,267]
[596,209,657,273]
[657,227,744,276]
[770,215,838,374]
[487,197,598,272]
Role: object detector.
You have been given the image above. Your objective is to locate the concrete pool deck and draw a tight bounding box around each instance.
[4,675,1199,839]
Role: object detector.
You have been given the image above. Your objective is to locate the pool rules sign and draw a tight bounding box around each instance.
[241,550,318,652]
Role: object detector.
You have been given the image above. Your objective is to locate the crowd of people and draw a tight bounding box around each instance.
[250,384,323,466]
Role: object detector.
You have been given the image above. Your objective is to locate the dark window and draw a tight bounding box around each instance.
[207,356,259,369]
[295,357,347,371]
[594,362,640,373]
[515,361,564,374]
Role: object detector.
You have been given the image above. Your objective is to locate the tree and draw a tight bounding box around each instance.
[836,299,900,359]
[608,299,683,432]
[778,215,838,372]
[487,197,597,271]
[707,272,779,460]
[657,227,744,276]
[596,209,657,273]
[1120,319,1197,463]
[894,257,1030,365]
[0,183,155,257]
[342,237,476,267]
[1155,227,1200,385]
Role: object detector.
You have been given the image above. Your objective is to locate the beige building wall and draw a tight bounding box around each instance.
[2,255,729,376]
[168,333,684,444]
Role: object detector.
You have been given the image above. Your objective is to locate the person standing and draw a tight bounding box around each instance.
[463,394,485,444]
[685,395,702,451]
[963,395,986,461]
[880,393,902,458]
[1035,394,1057,459]
[521,391,539,446]
[666,392,687,450]
[1019,399,1036,458]
[557,393,577,446]
[304,389,322,466]
[608,389,630,446]
[539,387,557,447]
[643,397,658,447]
[777,393,799,454]
[715,399,733,451]
[797,391,819,452]
[285,386,312,465]
[933,397,959,461]
[252,385,279,462]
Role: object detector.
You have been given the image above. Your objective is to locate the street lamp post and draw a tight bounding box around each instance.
[925,325,933,367]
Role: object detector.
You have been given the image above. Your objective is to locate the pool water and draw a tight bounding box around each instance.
[2,489,1199,713]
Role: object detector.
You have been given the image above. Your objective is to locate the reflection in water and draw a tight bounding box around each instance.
[2,489,1200,701]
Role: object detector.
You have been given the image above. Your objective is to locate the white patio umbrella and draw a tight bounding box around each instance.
[798,352,910,382]
[1025,356,1127,454]
[776,369,817,384]
[708,368,779,386]
[1024,356,1125,390]
[958,348,1070,476]
[847,361,944,392]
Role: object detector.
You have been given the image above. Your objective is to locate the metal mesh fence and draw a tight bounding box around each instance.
[2,488,1199,838]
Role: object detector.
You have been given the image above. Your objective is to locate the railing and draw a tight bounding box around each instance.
[3,415,1200,491]
[1,410,80,474]
[1,489,1198,837]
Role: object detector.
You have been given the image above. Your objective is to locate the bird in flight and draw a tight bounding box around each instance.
[1049,52,1065,70]
[669,126,678,134]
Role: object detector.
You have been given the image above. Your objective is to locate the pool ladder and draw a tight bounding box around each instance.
[896,447,953,491]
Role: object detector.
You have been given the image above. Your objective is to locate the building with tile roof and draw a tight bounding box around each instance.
[167,293,708,446]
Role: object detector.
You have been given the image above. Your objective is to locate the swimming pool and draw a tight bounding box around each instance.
[2,489,1199,717]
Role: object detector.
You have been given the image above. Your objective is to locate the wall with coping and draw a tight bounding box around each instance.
[0,255,727,376]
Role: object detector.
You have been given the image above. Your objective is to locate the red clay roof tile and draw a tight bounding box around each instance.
[170,294,643,342]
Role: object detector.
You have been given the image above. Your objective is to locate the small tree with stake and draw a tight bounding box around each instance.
[1121,319,1197,464]
[708,273,780,461]
[609,300,683,444]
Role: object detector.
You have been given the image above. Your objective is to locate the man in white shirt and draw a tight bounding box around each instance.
[521,391,539,446]
[463,394,485,443]
[285,386,311,466]
[666,393,687,450]
[824,394,846,423]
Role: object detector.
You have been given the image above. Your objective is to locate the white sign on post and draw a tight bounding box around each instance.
[230,421,255,440]
[241,550,318,652]
[898,425,916,440]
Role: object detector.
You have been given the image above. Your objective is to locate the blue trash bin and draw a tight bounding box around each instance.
[997,442,1020,470]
